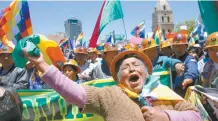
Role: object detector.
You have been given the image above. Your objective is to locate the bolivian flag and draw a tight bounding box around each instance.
[12,34,65,68]
[153,25,162,45]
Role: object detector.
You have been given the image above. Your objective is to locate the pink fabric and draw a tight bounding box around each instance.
[41,65,86,108]
[164,110,202,121]
[129,36,143,44]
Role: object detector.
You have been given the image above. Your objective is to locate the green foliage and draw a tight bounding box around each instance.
[175,20,195,35]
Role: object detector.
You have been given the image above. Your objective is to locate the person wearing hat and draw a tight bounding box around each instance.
[23,48,201,121]
[0,44,29,89]
[74,47,89,73]
[188,45,200,60]
[123,43,139,51]
[29,67,45,90]
[201,32,218,88]
[82,42,119,80]
[187,37,204,61]
[62,59,82,83]
[96,43,104,58]
[171,33,199,97]
[87,47,102,64]
[97,50,103,58]
[140,38,184,88]
[159,39,173,57]
[79,48,102,81]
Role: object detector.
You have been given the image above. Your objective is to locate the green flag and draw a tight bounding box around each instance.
[198,1,218,34]
[99,0,124,33]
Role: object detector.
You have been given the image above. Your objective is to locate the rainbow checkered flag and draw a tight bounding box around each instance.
[0,0,32,49]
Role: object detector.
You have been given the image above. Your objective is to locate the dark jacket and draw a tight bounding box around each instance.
[172,53,199,97]
[0,65,29,89]
[173,53,199,87]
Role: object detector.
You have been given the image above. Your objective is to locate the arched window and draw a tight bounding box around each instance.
[163,5,166,10]
[155,7,157,11]
[167,16,170,22]
[162,16,164,22]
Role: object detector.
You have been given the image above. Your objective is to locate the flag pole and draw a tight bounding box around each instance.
[74,36,76,49]
[113,30,116,45]
[144,20,146,39]
[122,18,128,42]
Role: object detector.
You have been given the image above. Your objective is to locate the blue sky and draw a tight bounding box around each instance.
[0,1,200,41]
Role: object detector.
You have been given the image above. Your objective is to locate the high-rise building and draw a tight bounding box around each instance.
[152,0,174,36]
[64,17,82,40]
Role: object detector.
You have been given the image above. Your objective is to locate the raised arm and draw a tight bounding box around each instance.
[23,49,86,108]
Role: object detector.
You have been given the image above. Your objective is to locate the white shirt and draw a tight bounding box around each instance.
[79,61,90,73]
[214,62,218,70]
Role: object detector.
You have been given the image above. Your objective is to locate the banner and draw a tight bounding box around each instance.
[17,78,117,121]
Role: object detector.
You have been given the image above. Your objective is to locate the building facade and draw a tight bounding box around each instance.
[64,17,82,40]
[152,0,174,36]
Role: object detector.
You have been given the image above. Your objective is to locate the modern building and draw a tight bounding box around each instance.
[152,0,174,36]
[64,17,82,40]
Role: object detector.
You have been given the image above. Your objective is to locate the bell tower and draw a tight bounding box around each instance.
[152,0,174,36]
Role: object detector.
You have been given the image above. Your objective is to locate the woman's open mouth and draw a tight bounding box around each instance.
[128,74,141,88]
[129,75,139,82]
[129,74,140,83]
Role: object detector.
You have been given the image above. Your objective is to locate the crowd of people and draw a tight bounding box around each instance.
[0,31,218,121]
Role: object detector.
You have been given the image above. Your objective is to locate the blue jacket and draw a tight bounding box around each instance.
[173,53,199,88]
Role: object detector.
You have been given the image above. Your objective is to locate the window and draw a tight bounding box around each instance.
[162,16,164,22]
[168,29,171,33]
[155,7,157,11]
[163,5,166,10]
[162,29,165,35]
[167,16,170,22]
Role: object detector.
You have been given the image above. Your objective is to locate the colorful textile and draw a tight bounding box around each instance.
[131,21,145,38]
[89,0,124,47]
[59,38,69,49]
[12,34,65,68]
[0,0,32,49]
[153,25,162,45]
[119,75,184,107]
[76,32,83,46]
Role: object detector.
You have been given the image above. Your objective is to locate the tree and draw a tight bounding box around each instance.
[175,20,195,35]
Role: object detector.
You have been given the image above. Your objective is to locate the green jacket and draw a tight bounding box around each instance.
[152,56,181,88]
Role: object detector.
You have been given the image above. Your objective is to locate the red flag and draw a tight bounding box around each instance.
[166,32,176,39]
[89,1,106,48]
